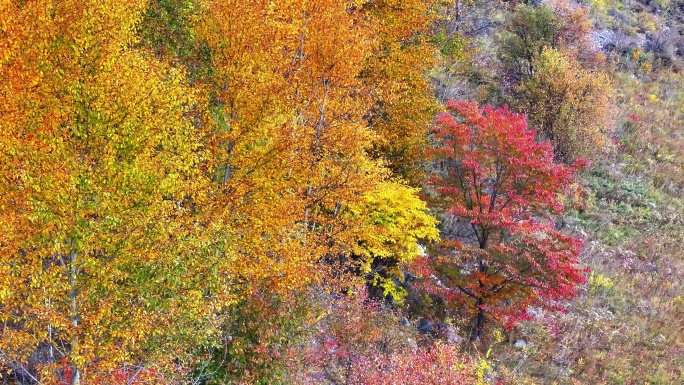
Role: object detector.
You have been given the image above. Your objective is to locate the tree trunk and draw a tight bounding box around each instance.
[470,246,488,342]
[469,298,486,342]
[68,250,81,385]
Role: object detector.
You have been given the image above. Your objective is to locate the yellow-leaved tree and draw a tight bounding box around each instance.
[0,1,224,383]
[349,182,439,302]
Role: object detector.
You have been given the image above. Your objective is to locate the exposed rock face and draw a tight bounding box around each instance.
[432,322,464,346]
[417,319,432,334]
[415,319,465,345]
[592,29,647,54]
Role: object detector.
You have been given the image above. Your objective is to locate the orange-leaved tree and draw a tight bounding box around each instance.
[190,1,440,379]
[195,0,440,296]
[422,100,587,341]
[359,0,440,185]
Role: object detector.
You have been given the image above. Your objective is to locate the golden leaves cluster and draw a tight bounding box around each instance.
[518,47,612,162]
[0,0,440,381]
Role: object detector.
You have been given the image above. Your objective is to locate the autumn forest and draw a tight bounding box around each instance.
[1,0,682,384]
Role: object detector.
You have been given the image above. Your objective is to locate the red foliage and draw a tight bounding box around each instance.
[294,289,475,384]
[424,100,588,338]
[350,343,474,385]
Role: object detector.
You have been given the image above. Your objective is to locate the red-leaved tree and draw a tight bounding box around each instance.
[422,100,587,341]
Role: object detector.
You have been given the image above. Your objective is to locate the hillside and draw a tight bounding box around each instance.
[0,0,682,384]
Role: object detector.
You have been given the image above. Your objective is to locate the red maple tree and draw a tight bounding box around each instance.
[422,100,588,341]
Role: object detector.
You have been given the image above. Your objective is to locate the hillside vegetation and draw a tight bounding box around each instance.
[0,0,682,384]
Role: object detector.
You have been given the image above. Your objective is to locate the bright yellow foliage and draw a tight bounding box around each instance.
[351,182,438,268]
[349,182,439,301]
